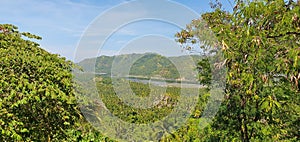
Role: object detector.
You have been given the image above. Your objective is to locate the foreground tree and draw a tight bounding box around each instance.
[176,0,299,141]
[0,24,82,141]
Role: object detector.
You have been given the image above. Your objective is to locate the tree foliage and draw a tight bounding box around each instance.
[78,53,203,80]
[176,0,300,141]
[0,24,82,141]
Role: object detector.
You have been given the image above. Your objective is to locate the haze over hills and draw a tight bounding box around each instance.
[77,53,202,80]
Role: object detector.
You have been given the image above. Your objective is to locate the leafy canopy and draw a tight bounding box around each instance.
[0,24,81,141]
[176,0,299,141]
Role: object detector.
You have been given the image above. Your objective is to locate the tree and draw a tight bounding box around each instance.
[0,24,82,141]
[176,0,299,141]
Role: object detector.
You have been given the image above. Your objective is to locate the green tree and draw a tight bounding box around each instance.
[176,0,299,141]
[0,24,82,141]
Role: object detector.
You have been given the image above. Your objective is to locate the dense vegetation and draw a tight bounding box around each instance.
[0,24,79,141]
[176,0,300,141]
[78,53,201,80]
[75,75,210,141]
[0,24,111,141]
[96,77,180,124]
[1,0,299,141]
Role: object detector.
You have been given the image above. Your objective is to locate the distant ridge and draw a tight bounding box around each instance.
[77,53,202,80]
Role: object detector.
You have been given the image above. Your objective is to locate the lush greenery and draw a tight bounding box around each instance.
[0,24,77,141]
[97,77,179,124]
[1,0,299,141]
[0,24,111,141]
[77,75,210,141]
[78,53,201,80]
[176,0,300,141]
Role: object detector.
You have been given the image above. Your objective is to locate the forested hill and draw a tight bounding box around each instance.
[77,53,202,79]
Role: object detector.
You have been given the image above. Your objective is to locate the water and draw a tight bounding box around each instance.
[127,78,205,88]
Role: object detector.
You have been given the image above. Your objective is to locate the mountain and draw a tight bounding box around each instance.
[77,53,202,80]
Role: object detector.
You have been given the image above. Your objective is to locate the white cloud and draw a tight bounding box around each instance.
[0,0,204,61]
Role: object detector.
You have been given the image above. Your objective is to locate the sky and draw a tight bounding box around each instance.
[0,0,234,62]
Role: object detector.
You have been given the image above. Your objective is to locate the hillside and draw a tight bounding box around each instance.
[77,53,202,80]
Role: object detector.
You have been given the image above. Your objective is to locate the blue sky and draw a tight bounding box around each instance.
[1,0,234,62]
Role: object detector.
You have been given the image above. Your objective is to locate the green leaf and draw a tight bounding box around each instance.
[20,128,29,133]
